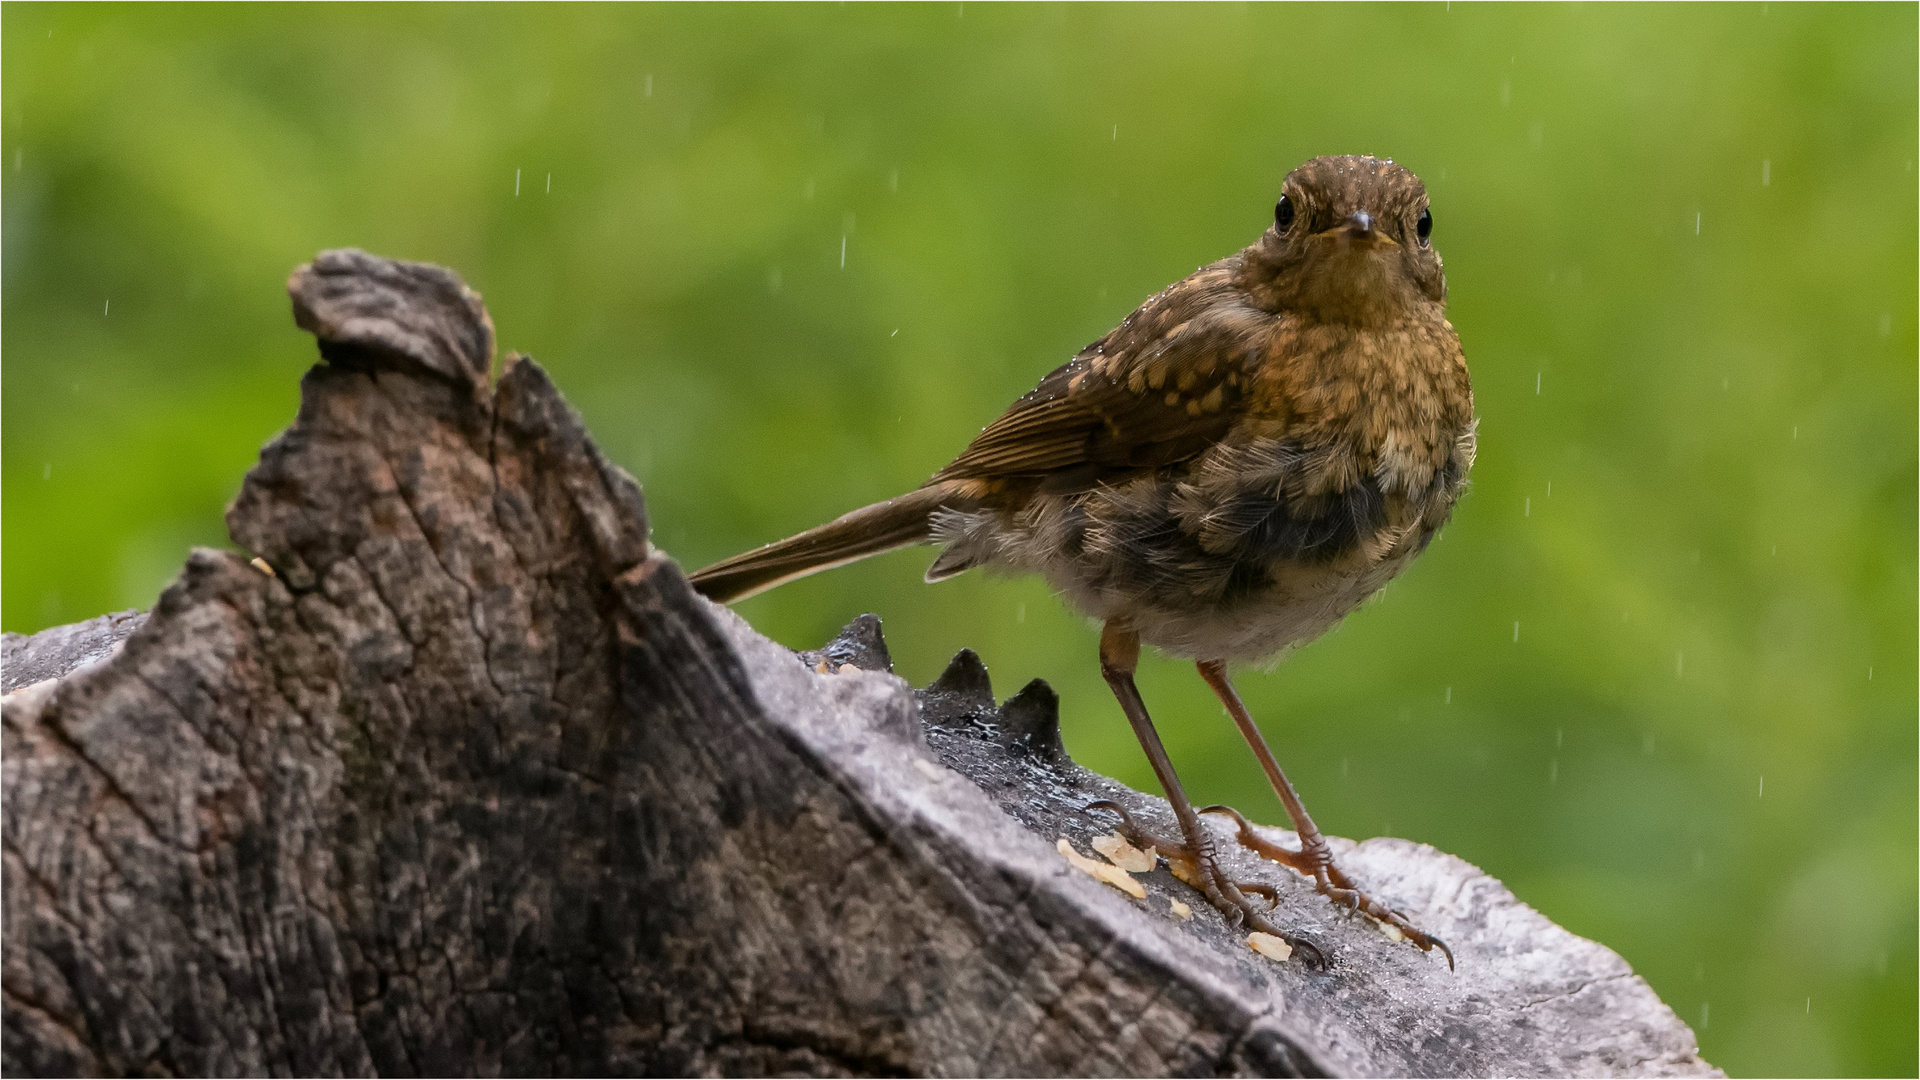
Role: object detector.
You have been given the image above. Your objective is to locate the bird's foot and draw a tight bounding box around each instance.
[1085,801,1325,967]
[1200,804,1454,970]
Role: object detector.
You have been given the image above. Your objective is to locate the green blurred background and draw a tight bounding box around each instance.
[4,4,1913,1073]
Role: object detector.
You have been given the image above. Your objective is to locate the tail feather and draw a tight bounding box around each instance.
[689,483,969,604]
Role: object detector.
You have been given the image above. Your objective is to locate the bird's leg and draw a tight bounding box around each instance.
[1095,622,1323,966]
[1195,660,1454,969]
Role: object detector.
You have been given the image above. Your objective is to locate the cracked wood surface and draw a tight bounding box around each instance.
[1,249,1719,1078]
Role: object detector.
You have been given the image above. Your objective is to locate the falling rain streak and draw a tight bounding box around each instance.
[514,169,521,196]
[1512,621,1520,643]
[1762,159,1771,186]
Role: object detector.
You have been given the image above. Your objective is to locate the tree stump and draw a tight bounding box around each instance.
[1,249,1719,1078]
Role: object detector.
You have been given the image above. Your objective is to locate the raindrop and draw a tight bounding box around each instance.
[1806,997,1811,1014]
[1112,124,1118,141]
[1695,212,1701,235]
[103,298,109,316]
[546,172,551,194]
[1512,621,1520,643]
[1535,371,1541,394]
[1546,481,1552,496]
[768,267,782,294]
[645,74,653,98]
[1757,775,1764,798]
[1555,727,1564,748]
[1700,1002,1709,1030]
[1868,666,1873,680]
[1017,602,1026,623]
[1792,426,1798,440]
[891,328,900,337]
[889,168,899,193]
[1721,377,1729,391]
[840,235,847,268]
[1762,159,1770,186]
[1444,686,1452,704]
[1524,497,1530,518]
[515,168,521,197]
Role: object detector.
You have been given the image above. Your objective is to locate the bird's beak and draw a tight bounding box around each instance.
[1320,211,1397,247]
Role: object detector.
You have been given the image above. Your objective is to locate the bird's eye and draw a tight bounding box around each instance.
[1275,195,1296,232]
[1416,208,1433,245]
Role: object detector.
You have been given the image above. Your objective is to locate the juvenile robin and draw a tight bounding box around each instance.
[691,155,1475,967]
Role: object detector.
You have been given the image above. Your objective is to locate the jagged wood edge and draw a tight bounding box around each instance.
[1,248,1717,1079]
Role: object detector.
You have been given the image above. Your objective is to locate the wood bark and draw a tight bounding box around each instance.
[1,249,1719,1078]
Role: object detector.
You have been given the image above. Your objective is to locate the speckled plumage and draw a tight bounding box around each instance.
[696,154,1475,664]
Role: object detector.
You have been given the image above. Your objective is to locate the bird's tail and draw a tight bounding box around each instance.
[688,482,972,604]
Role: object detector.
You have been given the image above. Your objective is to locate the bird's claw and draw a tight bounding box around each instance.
[1083,801,1324,967]
[1200,803,1454,970]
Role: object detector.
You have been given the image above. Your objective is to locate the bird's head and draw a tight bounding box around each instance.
[1241,155,1446,326]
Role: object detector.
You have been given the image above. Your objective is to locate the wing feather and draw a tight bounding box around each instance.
[930,272,1269,494]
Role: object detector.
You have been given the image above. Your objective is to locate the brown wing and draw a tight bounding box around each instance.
[930,270,1268,495]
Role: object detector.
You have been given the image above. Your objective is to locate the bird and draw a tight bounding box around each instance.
[690,154,1475,967]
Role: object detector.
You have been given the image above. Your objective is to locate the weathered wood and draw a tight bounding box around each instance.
[1,249,1719,1078]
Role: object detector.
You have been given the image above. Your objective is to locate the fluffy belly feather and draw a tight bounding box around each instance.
[929,436,1461,663]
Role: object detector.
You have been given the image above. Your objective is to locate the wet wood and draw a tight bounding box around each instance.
[1,249,1718,1078]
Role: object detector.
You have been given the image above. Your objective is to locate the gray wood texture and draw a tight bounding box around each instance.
[1,249,1719,1078]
